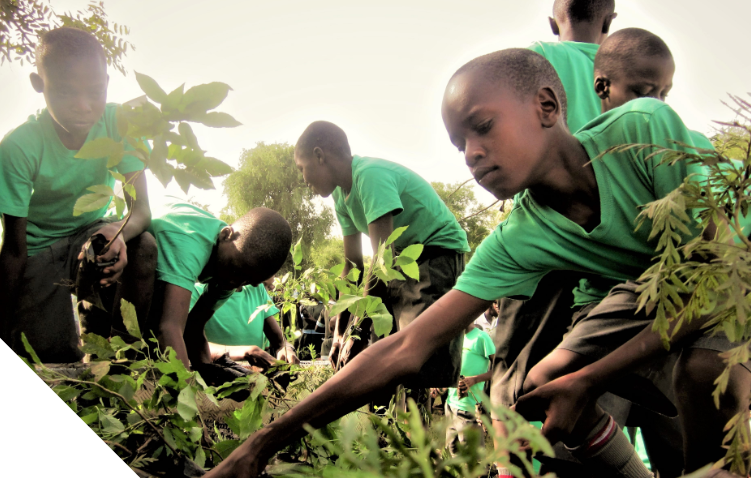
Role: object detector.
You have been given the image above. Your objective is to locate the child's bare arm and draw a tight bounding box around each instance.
[154,283,193,368]
[0,214,27,333]
[205,290,491,478]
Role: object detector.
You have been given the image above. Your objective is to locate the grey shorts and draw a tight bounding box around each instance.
[387,247,465,388]
[5,218,117,363]
[558,281,751,373]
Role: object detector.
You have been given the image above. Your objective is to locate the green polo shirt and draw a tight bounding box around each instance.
[190,283,279,347]
[149,201,234,309]
[447,327,496,412]
[455,98,708,306]
[332,156,470,253]
[0,104,144,255]
[529,41,601,133]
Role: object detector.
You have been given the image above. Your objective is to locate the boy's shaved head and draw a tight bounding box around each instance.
[295,121,352,160]
[233,207,292,274]
[452,48,568,125]
[553,0,615,23]
[595,28,672,78]
[36,26,106,73]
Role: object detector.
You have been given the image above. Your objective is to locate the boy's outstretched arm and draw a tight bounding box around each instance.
[83,171,151,287]
[154,283,193,368]
[205,290,491,478]
[0,214,27,338]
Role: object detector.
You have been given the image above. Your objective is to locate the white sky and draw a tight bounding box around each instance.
[1,0,749,249]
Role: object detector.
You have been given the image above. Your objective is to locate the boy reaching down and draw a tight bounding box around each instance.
[190,282,299,368]
[0,27,155,364]
[444,322,495,457]
[208,49,748,478]
[294,122,470,387]
[146,201,292,374]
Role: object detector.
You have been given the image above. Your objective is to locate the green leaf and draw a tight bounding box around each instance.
[330,262,345,277]
[346,268,361,283]
[399,244,424,261]
[54,385,80,402]
[194,111,242,128]
[109,170,126,183]
[213,440,241,459]
[194,447,206,469]
[177,385,198,421]
[20,333,41,364]
[99,410,125,435]
[196,157,233,176]
[369,302,393,338]
[120,299,141,339]
[178,122,200,150]
[106,144,125,168]
[330,294,365,317]
[400,261,420,281]
[123,183,136,201]
[75,137,120,159]
[181,82,232,113]
[73,192,111,216]
[81,333,116,359]
[86,184,115,196]
[162,83,185,111]
[135,71,168,103]
[90,361,111,382]
[293,238,303,266]
[113,196,125,218]
[385,226,409,246]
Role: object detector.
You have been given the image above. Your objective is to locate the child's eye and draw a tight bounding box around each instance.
[474,120,493,135]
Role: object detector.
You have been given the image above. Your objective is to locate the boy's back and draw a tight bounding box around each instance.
[332,155,469,253]
[529,41,600,132]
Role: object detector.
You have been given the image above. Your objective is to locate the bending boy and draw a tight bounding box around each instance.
[207,49,748,477]
[0,27,155,363]
[146,201,292,372]
[294,122,470,386]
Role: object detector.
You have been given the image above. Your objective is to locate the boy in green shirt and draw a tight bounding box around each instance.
[0,27,155,363]
[444,323,495,457]
[146,201,292,374]
[294,121,470,387]
[207,49,748,478]
[190,282,299,368]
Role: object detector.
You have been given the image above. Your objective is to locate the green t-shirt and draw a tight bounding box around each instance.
[0,104,144,256]
[455,98,708,306]
[190,283,279,347]
[332,156,470,253]
[149,201,234,308]
[529,41,601,133]
[447,327,495,412]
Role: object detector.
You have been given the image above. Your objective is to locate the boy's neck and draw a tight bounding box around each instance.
[335,155,354,195]
[529,130,601,231]
[465,323,475,334]
[557,23,604,45]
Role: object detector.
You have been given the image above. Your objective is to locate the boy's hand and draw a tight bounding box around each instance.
[277,345,300,365]
[328,336,343,369]
[204,431,268,478]
[244,346,278,369]
[336,334,369,371]
[513,371,594,445]
[78,224,128,287]
[457,375,477,394]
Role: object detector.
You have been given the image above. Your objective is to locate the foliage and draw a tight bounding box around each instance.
[72,72,239,229]
[221,142,336,274]
[602,94,751,474]
[1,0,134,75]
[432,181,499,257]
[308,237,344,271]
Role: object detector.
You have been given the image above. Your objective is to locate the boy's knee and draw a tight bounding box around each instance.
[127,232,157,271]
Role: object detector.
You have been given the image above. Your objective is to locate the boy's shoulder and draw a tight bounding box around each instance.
[151,201,225,233]
[576,98,678,141]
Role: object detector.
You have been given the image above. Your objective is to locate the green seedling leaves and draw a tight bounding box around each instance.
[196,157,233,176]
[90,361,111,382]
[368,301,393,338]
[135,72,168,104]
[99,410,125,436]
[385,226,409,246]
[75,137,120,159]
[73,191,112,216]
[181,82,232,113]
[81,333,116,359]
[177,122,200,150]
[329,294,364,317]
[346,267,361,283]
[398,244,423,262]
[400,261,420,281]
[109,170,127,183]
[293,238,304,266]
[330,262,345,277]
[120,299,141,339]
[20,333,41,365]
[195,111,242,128]
[177,385,198,421]
[162,83,185,111]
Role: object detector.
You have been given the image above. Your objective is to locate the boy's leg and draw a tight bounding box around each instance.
[674,347,751,472]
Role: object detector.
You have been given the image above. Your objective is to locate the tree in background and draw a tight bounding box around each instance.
[432,180,499,257]
[222,142,336,273]
[1,0,133,74]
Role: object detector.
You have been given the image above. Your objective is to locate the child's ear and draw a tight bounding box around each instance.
[548,17,560,36]
[29,72,44,93]
[536,87,561,128]
[218,226,234,242]
[594,76,611,100]
[601,12,617,34]
[313,146,325,164]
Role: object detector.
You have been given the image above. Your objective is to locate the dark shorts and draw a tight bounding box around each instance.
[5,218,117,363]
[557,281,751,373]
[386,247,465,388]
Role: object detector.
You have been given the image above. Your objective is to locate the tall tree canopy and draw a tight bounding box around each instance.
[222,142,336,271]
[432,180,499,257]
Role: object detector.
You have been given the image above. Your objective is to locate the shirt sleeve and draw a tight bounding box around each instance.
[154,231,211,291]
[527,42,546,57]
[356,166,404,224]
[454,223,546,301]
[482,331,496,357]
[0,136,35,218]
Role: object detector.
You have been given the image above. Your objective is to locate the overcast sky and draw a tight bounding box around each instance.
[1,0,749,247]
